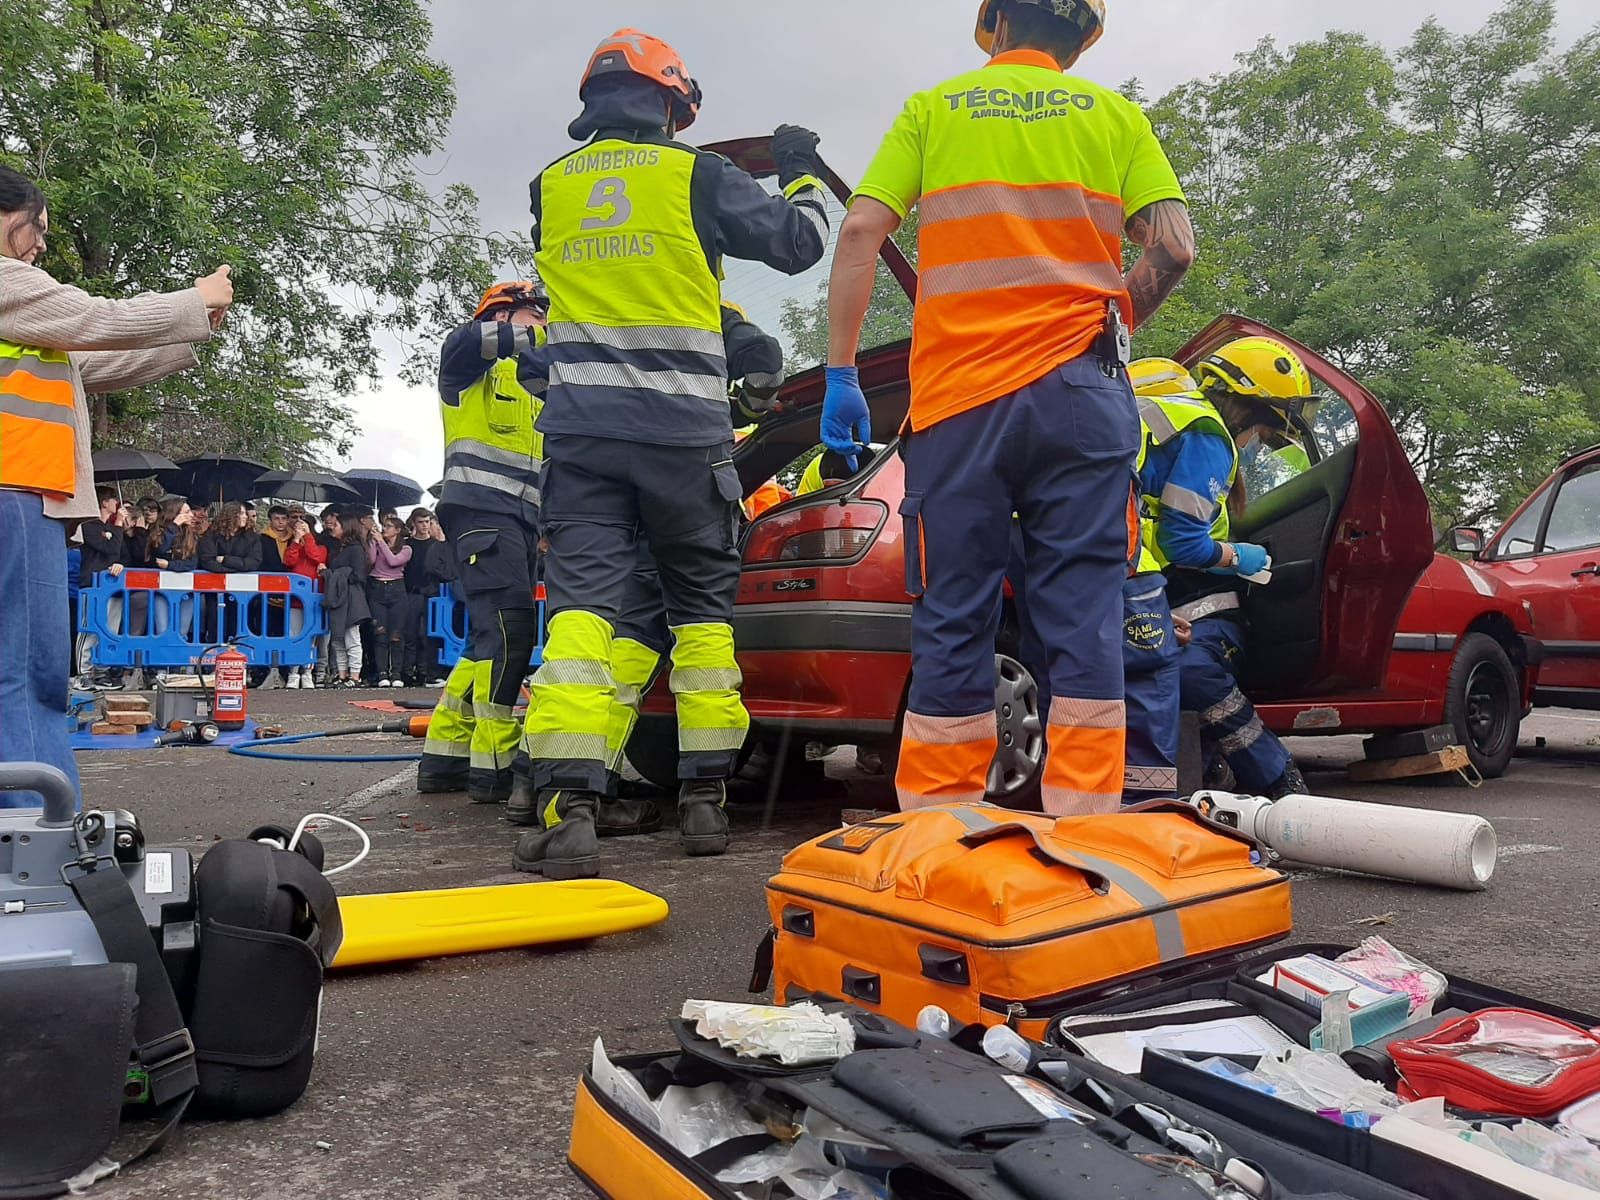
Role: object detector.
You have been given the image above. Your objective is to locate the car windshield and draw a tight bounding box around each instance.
[719,181,914,375]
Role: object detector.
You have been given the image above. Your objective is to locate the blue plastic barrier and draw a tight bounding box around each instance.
[426,583,545,670]
[78,570,325,669]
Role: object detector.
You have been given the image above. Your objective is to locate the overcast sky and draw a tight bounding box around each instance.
[337,0,1590,495]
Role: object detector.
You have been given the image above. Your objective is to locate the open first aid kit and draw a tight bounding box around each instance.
[0,763,343,1198]
[1040,937,1600,1200]
[752,802,1292,1040]
[569,998,1434,1200]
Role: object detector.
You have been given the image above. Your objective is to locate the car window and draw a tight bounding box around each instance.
[1489,491,1548,559]
[1237,385,1355,503]
[1541,462,1600,554]
[720,186,914,373]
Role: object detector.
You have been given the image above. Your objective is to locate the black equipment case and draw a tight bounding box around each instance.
[1040,941,1600,1200]
[567,1006,1431,1200]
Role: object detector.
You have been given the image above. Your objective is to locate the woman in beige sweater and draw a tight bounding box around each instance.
[0,164,233,809]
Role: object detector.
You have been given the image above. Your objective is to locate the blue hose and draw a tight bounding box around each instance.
[229,730,422,763]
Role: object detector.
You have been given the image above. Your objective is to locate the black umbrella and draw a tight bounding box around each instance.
[427,479,444,500]
[92,448,178,482]
[341,468,424,510]
[157,455,270,505]
[254,469,361,506]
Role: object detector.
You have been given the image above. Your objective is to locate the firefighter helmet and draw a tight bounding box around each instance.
[473,280,547,320]
[1128,356,1198,397]
[580,28,703,132]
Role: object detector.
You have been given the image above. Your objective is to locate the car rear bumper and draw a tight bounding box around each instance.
[731,601,912,653]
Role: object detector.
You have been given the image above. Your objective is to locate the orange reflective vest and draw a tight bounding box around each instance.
[0,341,76,497]
[853,49,1185,432]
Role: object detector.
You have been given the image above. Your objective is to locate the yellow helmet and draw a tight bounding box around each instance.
[1194,336,1314,405]
[975,0,1106,56]
[1128,356,1197,397]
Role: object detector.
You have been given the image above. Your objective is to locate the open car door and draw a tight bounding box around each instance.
[1177,316,1433,697]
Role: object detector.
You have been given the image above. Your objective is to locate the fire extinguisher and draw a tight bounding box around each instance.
[211,644,249,731]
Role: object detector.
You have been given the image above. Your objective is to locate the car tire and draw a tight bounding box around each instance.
[988,648,1046,810]
[1442,632,1520,779]
[623,714,757,792]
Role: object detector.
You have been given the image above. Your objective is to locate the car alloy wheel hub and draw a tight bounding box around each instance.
[987,653,1045,798]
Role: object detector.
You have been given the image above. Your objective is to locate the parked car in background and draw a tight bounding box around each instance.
[624,136,1541,794]
[1449,444,1600,713]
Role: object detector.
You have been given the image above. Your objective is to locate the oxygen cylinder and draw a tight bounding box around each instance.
[212,646,249,731]
[1189,790,1496,891]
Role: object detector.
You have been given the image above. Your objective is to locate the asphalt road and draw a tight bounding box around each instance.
[68,691,1600,1200]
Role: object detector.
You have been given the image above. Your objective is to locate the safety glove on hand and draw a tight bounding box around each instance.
[821,366,871,471]
[772,125,822,188]
[1209,541,1269,577]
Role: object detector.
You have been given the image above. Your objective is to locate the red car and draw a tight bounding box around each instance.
[625,138,1540,790]
[1448,444,1600,713]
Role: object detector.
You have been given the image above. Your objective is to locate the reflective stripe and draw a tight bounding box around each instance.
[921,182,1124,236]
[898,785,987,810]
[1040,785,1121,815]
[524,731,609,762]
[1199,687,1250,727]
[480,323,498,360]
[1218,716,1267,755]
[551,359,728,402]
[1124,764,1179,792]
[669,665,742,693]
[901,709,994,745]
[919,255,1125,301]
[442,465,541,508]
[1160,482,1215,520]
[678,725,748,752]
[794,199,830,243]
[1139,398,1178,442]
[446,437,540,471]
[0,392,79,424]
[534,658,614,688]
[782,175,825,201]
[1046,696,1125,730]
[547,321,725,357]
[1173,592,1240,623]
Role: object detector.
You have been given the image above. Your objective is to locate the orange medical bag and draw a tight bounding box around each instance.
[757,803,1292,1041]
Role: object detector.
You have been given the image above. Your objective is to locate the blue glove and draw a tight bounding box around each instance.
[821,365,871,470]
[1210,541,1269,577]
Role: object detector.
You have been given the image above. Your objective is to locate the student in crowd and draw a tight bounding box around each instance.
[316,507,343,559]
[325,519,372,687]
[282,507,328,688]
[78,487,129,689]
[190,504,212,544]
[147,498,199,571]
[260,504,292,572]
[198,501,263,573]
[403,508,446,687]
[368,514,413,687]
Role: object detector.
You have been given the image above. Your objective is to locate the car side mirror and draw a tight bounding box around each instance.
[1451,527,1485,556]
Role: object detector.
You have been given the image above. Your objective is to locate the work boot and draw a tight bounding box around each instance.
[468,767,513,806]
[513,791,600,879]
[678,780,730,857]
[505,770,539,826]
[597,795,663,838]
[1265,762,1308,800]
[416,754,469,794]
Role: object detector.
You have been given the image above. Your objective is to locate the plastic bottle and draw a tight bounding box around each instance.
[982,1024,1034,1073]
[916,1005,952,1040]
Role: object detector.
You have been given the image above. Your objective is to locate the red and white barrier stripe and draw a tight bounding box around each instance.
[120,571,295,593]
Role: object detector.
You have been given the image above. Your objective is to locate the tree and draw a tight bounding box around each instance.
[1134,2,1600,526]
[778,214,918,372]
[0,0,527,465]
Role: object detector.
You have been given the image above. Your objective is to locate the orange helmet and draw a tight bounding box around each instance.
[580,29,702,131]
[473,280,546,320]
[974,0,1106,57]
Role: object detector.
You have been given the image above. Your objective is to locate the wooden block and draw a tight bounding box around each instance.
[102,695,151,713]
[90,721,139,736]
[1347,745,1471,782]
[105,711,153,728]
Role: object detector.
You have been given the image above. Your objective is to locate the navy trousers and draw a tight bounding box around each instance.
[1179,615,1291,793]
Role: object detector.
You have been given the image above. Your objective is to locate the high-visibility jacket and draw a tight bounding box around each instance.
[531,130,828,448]
[0,340,76,497]
[1136,391,1236,574]
[853,49,1185,432]
[440,356,543,526]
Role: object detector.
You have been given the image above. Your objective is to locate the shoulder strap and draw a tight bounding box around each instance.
[268,847,345,967]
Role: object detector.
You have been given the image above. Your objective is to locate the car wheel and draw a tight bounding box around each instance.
[987,651,1046,809]
[623,714,757,791]
[1442,632,1520,779]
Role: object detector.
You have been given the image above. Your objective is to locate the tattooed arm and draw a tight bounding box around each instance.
[1123,199,1196,330]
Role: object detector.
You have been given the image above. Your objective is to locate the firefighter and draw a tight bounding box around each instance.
[505,301,788,836]
[822,0,1195,815]
[512,29,829,879]
[416,281,549,805]
[1140,335,1313,799]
